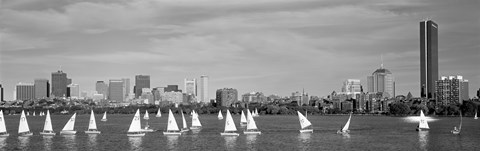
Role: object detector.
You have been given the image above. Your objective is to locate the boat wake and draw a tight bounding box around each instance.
[402,116,439,123]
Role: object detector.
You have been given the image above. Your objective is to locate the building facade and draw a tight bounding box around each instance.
[242,92,267,103]
[420,19,439,99]
[95,81,108,99]
[16,83,35,100]
[34,79,49,99]
[216,88,238,107]
[367,67,395,98]
[51,70,68,97]
[165,85,181,92]
[0,84,3,101]
[67,84,80,99]
[341,79,362,99]
[134,75,150,98]
[199,75,209,103]
[164,91,183,104]
[436,75,469,105]
[109,79,125,102]
[184,78,197,96]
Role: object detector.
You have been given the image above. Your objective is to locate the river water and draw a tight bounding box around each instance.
[0,113,479,150]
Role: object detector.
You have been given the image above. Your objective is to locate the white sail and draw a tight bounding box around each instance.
[33,112,36,116]
[128,109,142,132]
[297,111,311,129]
[27,112,30,116]
[43,110,53,131]
[88,110,97,130]
[143,110,149,120]
[254,108,259,116]
[418,110,429,129]
[101,112,107,121]
[246,109,258,130]
[0,110,7,133]
[224,110,237,132]
[18,110,31,133]
[156,108,161,117]
[342,114,352,131]
[181,112,187,129]
[459,113,462,130]
[218,111,223,120]
[62,113,76,131]
[240,111,247,124]
[167,109,180,131]
[191,110,202,127]
[475,111,478,120]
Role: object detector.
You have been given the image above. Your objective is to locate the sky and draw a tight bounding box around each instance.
[1,0,479,100]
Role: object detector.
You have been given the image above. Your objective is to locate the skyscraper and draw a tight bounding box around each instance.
[199,75,209,103]
[109,79,125,102]
[367,65,395,98]
[16,82,35,100]
[67,84,80,99]
[51,70,68,97]
[420,19,438,99]
[436,75,469,105]
[122,78,130,98]
[184,78,197,96]
[34,79,50,99]
[134,75,150,98]
[95,81,108,99]
[0,84,4,101]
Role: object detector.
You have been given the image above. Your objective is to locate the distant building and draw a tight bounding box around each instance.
[51,70,68,97]
[34,79,50,99]
[67,84,80,99]
[122,78,130,98]
[216,88,238,107]
[96,81,108,99]
[420,19,439,99]
[436,75,469,105]
[141,88,154,104]
[16,82,35,100]
[198,75,209,103]
[165,85,181,92]
[164,91,183,104]
[0,84,3,101]
[184,78,197,97]
[367,66,395,98]
[134,75,150,98]
[341,79,362,99]
[242,92,267,103]
[109,79,125,102]
[152,87,165,102]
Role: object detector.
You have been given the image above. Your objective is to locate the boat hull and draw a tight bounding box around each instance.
[240,123,247,127]
[18,132,33,137]
[40,132,56,136]
[101,119,107,122]
[0,133,9,137]
[60,130,77,135]
[336,130,350,134]
[244,131,261,135]
[451,130,460,135]
[299,129,313,133]
[142,129,155,132]
[180,128,189,133]
[416,128,429,131]
[163,132,182,135]
[127,133,145,137]
[221,132,239,136]
[190,126,202,130]
[85,130,101,134]
[218,118,223,120]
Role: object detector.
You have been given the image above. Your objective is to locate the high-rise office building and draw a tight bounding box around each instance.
[96,81,108,99]
[0,84,4,101]
[34,79,50,99]
[342,79,362,93]
[420,19,438,99]
[165,85,181,92]
[51,70,68,97]
[216,88,238,107]
[184,78,196,96]
[436,75,469,105]
[199,75,209,103]
[16,82,35,100]
[67,84,80,98]
[122,78,130,98]
[109,79,125,102]
[134,75,150,98]
[367,65,395,98]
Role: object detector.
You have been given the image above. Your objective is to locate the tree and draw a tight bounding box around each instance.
[389,102,411,115]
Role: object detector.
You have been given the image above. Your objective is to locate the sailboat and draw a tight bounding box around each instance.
[221,109,239,136]
[451,113,462,134]
[60,113,77,135]
[180,111,189,132]
[337,113,352,134]
[101,111,107,122]
[190,110,202,130]
[127,109,145,137]
[0,110,9,137]
[244,109,261,135]
[156,108,162,117]
[143,110,154,132]
[27,112,30,116]
[298,111,313,133]
[40,110,55,135]
[18,110,33,136]
[33,112,36,116]
[163,109,181,135]
[416,110,430,131]
[253,108,259,117]
[218,111,224,120]
[240,110,247,126]
[474,111,478,120]
[85,110,101,134]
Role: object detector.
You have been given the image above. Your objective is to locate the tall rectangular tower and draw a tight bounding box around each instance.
[51,70,68,97]
[199,75,209,103]
[420,20,438,99]
[16,82,35,100]
[109,79,125,102]
[184,78,197,96]
[34,79,50,99]
[134,75,150,98]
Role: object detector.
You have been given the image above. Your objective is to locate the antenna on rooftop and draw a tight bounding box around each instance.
[381,54,384,69]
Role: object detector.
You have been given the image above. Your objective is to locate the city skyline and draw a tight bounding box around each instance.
[1,0,479,100]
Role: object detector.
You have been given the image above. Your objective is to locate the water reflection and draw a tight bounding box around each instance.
[43,135,53,151]
[245,134,257,150]
[224,136,237,151]
[0,137,7,149]
[342,133,351,139]
[298,133,312,150]
[18,136,30,150]
[87,134,98,150]
[418,131,429,151]
[63,135,77,151]
[128,137,143,151]
[166,135,179,151]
